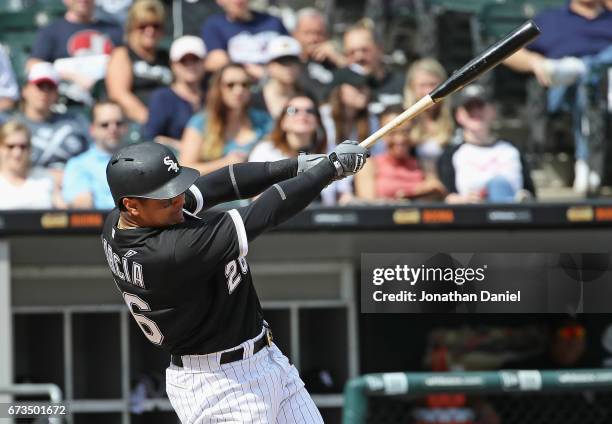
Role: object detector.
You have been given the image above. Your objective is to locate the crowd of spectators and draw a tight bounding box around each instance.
[1,0,612,210]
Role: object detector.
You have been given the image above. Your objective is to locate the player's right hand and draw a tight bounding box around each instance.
[329,140,368,178]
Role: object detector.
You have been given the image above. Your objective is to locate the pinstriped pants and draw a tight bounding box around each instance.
[166,333,324,423]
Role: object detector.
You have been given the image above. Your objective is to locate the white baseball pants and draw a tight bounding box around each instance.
[166,330,324,423]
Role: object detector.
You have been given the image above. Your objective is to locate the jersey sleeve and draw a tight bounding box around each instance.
[173,210,248,268]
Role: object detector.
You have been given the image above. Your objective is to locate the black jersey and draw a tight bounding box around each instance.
[101,208,263,355]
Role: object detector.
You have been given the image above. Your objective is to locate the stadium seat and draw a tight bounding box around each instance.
[428,0,496,15]
[0,8,40,32]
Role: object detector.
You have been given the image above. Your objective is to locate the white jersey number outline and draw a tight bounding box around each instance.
[225,257,248,294]
[123,292,164,345]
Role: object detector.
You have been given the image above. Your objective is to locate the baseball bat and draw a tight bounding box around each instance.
[359,20,541,149]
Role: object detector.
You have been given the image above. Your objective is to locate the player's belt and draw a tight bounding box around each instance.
[171,328,272,367]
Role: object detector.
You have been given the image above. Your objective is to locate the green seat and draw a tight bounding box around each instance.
[0,3,65,33]
[0,8,39,32]
[429,0,493,15]
[479,0,566,43]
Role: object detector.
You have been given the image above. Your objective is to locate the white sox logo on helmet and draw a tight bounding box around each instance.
[163,156,179,173]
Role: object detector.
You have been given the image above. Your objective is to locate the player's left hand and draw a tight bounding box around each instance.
[329,140,369,178]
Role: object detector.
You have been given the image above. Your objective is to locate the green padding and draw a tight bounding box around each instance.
[342,369,612,424]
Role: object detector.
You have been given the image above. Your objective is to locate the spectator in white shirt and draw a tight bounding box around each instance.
[0,120,64,209]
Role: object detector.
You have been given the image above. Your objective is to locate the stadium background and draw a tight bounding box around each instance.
[0,0,612,423]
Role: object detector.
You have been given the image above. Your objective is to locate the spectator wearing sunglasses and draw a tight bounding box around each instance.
[62,101,127,209]
[144,36,207,150]
[249,94,326,163]
[12,63,90,184]
[251,36,308,119]
[0,120,64,210]
[106,0,172,124]
[180,63,272,175]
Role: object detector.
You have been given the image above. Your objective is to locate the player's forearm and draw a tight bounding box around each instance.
[185,159,298,213]
[237,160,336,241]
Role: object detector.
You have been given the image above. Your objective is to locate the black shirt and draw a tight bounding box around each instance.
[298,59,337,104]
[101,208,262,355]
[369,70,405,115]
[127,47,172,105]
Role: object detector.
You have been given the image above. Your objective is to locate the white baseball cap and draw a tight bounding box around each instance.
[28,62,60,86]
[266,36,302,62]
[170,36,207,62]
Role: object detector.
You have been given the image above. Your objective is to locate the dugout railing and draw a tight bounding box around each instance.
[342,369,612,424]
[0,383,63,423]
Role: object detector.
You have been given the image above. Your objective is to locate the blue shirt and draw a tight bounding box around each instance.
[32,18,123,62]
[528,5,612,58]
[62,145,114,209]
[186,108,272,156]
[200,11,287,63]
[144,87,202,141]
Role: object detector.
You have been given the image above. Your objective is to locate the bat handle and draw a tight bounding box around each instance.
[359,95,436,149]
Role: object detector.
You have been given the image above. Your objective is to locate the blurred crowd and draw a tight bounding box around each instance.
[1,0,611,210]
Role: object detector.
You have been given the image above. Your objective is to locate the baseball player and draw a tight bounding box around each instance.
[101,140,367,423]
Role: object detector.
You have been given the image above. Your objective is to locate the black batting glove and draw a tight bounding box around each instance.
[328,140,368,178]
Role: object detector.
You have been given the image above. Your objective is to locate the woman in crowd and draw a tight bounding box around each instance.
[355,105,446,202]
[320,67,378,204]
[402,58,454,174]
[0,120,64,209]
[180,63,272,174]
[106,0,172,124]
[251,36,306,119]
[143,36,207,150]
[249,94,326,162]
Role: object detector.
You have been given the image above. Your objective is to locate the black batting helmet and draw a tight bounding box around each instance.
[106,142,199,207]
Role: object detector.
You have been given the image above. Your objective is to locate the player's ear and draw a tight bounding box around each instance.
[122,197,140,216]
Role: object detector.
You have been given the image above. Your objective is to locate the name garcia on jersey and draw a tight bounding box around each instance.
[102,237,145,288]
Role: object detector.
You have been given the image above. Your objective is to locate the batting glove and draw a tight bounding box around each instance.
[329,140,368,178]
[297,153,328,174]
